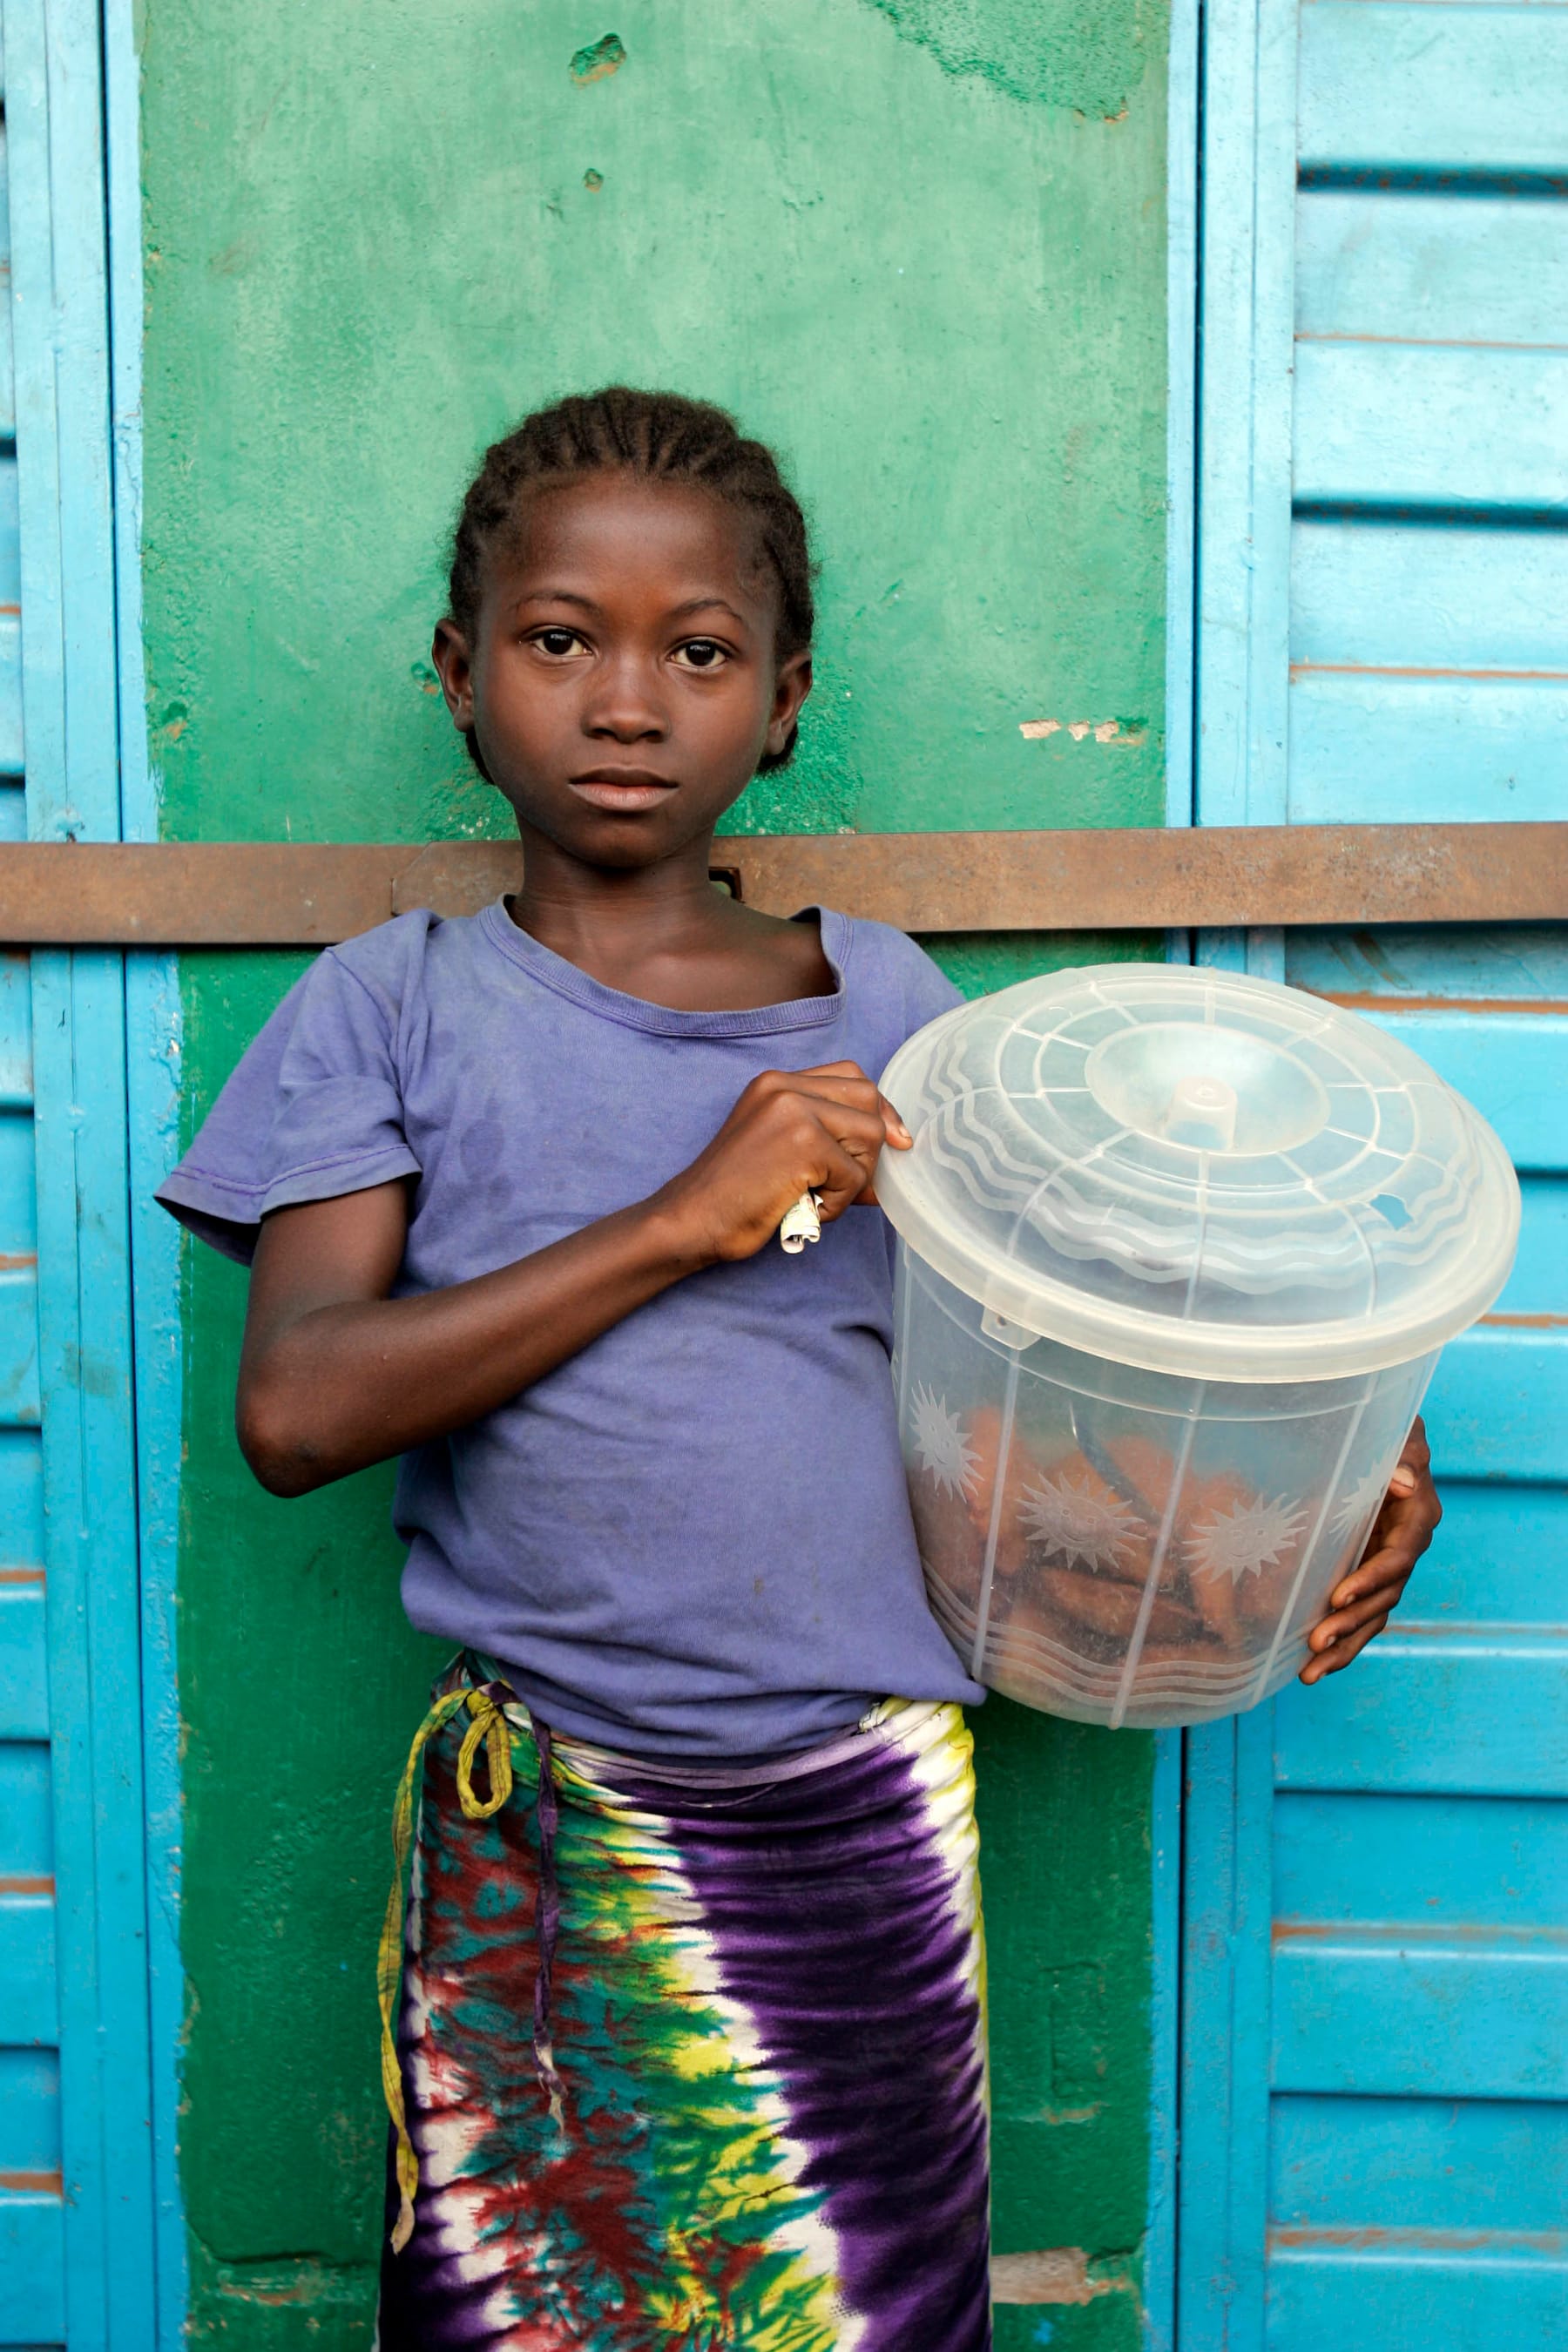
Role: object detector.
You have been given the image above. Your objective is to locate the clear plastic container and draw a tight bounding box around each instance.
[876,965,1519,1728]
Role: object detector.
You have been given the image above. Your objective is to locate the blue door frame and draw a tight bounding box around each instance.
[0,1,182,2342]
[1172,1,1568,2344]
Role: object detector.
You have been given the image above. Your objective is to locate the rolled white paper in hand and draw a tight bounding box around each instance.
[780,1190,825,1254]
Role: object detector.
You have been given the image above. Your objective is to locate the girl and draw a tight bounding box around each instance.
[159,389,1438,2349]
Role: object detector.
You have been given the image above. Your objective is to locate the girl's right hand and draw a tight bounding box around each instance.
[656,1061,912,1264]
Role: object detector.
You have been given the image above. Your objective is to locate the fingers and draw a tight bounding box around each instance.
[1299,1608,1389,1682]
[1380,1419,1437,1512]
[1300,1423,1444,1687]
[683,1064,915,1263]
[1341,1484,1439,1604]
[878,1092,913,1150]
[1327,1422,1440,1616]
[767,1064,913,1151]
[745,1071,903,1200]
[812,1101,896,1185]
[1331,1538,1417,1615]
[812,1134,886,1222]
[757,1093,889,1223]
[795,1083,909,1155]
[809,1065,915,1153]
[1334,1503,1426,1602]
[1310,1576,1405,1651]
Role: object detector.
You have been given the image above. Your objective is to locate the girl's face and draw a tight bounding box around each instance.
[433,471,812,870]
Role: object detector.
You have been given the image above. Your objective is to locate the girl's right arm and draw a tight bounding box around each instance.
[236,1061,908,1496]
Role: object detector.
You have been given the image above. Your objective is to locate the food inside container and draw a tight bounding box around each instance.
[876,964,1519,1729]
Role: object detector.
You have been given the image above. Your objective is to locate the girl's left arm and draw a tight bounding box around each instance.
[1298,1417,1440,1682]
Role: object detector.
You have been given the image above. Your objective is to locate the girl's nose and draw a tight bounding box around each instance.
[582,655,668,740]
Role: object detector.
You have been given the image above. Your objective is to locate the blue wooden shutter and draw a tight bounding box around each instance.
[0,1,159,2342]
[1179,0,1568,2344]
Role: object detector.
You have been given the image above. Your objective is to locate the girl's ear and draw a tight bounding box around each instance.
[764,651,813,761]
[431,619,476,731]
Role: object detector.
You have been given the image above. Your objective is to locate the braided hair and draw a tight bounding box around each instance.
[447,388,815,772]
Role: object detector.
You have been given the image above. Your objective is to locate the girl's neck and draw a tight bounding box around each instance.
[503,824,835,1012]
[508,825,726,962]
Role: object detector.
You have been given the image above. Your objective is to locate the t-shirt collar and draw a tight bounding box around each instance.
[477,898,852,1038]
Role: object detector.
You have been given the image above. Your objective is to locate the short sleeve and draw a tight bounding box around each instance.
[156,940,422,1264]
[843,916,964,1050]
[899,941,965,1039]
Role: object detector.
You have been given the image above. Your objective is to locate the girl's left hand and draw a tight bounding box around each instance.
[1299,1417,1441,1685]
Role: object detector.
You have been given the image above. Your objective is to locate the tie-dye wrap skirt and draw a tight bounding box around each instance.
[375,1655,991,2350]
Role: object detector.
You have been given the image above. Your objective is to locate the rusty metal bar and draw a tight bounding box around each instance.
[0,824,1560,944]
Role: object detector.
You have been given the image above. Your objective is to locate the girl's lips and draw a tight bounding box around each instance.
[568,776,678,813]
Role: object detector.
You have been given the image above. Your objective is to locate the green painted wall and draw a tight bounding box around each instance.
[141,1,1170,2340]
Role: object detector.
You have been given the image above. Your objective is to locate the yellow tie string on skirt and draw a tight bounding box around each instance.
[379,1683,514,2254]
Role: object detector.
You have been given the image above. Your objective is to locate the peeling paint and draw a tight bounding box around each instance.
[212,2268,366,2309]
[862,0,1152,120]
[570,31,625,84]
[992,2247,1129,2304]
[1021,717,1146,745]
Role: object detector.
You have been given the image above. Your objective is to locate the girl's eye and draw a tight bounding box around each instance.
[532,627,587,659]
[672,639,728,672]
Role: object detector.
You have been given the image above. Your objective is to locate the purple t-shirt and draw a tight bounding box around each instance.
[159,899,982,1757]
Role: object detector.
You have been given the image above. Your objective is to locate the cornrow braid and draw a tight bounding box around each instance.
[448,388,815,772]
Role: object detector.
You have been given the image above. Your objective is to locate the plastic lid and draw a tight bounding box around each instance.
[877,964,1519,1382]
